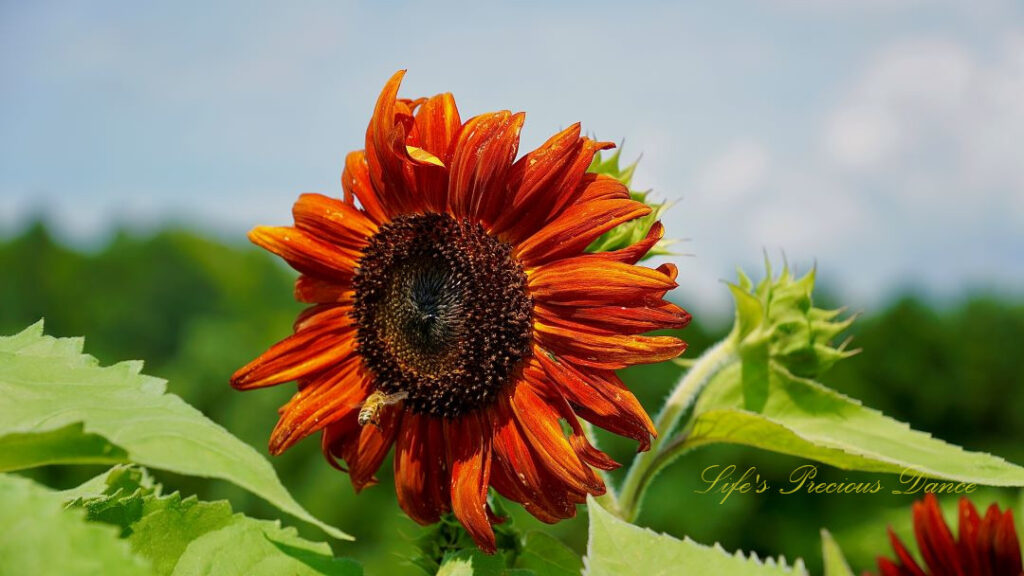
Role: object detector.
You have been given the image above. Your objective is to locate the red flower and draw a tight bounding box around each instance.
[876,493,1023,576]
[231,70,689,552]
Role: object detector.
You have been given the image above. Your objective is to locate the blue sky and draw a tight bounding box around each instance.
[2,1,1022,318]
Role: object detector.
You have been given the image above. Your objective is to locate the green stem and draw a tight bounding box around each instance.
[616,338,738,521]
[583,420,621,516]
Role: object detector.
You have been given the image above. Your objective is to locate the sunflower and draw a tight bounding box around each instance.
[231,70,689,552]
[875,493,1023,576]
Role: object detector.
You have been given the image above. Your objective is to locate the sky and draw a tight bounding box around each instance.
[2,1,1022,319]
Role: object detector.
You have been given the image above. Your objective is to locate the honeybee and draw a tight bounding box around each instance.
[358,390,408,427]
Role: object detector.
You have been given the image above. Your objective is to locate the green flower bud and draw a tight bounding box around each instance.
[584,147,674,259]
[728,260,858,383]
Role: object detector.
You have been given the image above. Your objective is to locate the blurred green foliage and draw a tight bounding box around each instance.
[3,222,1022,575]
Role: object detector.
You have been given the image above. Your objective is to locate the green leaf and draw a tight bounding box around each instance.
[63,466,360,576]
[684,362,1024,485]
[584,496,806,576]
[0,422,129,470]
[436,549,506,576]
[0,473,154,576]
[514,531,583,576]
[171,516,361,576]
[820,530,855,576]
[0,321,348,540]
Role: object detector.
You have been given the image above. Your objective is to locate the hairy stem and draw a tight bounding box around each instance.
[616,339,738,521]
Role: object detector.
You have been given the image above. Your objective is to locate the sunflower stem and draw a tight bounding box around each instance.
[583,420,622,516]
[615,338,738,521]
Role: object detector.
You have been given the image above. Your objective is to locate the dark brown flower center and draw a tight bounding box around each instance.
[353,213,533,418]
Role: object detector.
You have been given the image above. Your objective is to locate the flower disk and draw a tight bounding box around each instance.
[230,69,691,553]
[353,213,533,418]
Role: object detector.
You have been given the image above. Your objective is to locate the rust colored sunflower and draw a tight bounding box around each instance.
[230,70,689,552]
[874,493,1023,576]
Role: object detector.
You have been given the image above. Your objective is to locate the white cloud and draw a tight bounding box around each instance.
[695,139,770,204]
[823,36,1024,206]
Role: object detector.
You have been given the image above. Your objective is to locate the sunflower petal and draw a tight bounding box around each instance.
[536,300,690,336]
[395,412,448,525]
[294,275,354,304]
[230,319,357,390]
[522,364,619,471]
[495,127,613,243]
[293,193,377,250]
[490,396,578,522]
[413,92,461,162]
[536,348,656,452]
[528,258,677,307]
[249,226,359,281]
[327,406,401,492]
[591,220,667,265]
[342,151,387,223]
[888,526,928,576]
[270,357,370,454]
[576,173,631,203]
[914,494,961,573]
[516,198,651,266]
[535,321,686,370]
[447,111,524,223]
[510,377,604,494]
[446,412,495,553]
[364,70,420,217]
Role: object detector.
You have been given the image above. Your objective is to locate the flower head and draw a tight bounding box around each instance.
[876,493,1023,576]
[231,70,689,551]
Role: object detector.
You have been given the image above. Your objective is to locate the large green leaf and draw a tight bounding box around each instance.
[681,362,1024,485]
[0,321,348,539]
[584,496,806,576]
[513,531,583,576]
[0,473,154,576]
[64,466,361,576]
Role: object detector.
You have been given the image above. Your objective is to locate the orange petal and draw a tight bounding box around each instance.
[364,70,421,217]
[293,193,377,250]
[326,405,402,492]
[394,412,449,525]
[534,321,686,370]
[230,319,357,390]
[294,275,355,304]
[589,220,666,265]
[490,395,578,522]
[446,412,495,553]
[446,111,524,224]
[494,127,613,243]
[528,258,677,307]
[535,348,656,452]
[521,364,618,471]
[342,151,387,224]
[249,226,359,281]
[488,460,560,524]
[291,303,353,332]
[269,356,370,454]
[576,173,631,203]
[516,197,651,266]
[510,377,604,494]
[404,93,459,212]
[536,301,690,336]
[413,92,461,162]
